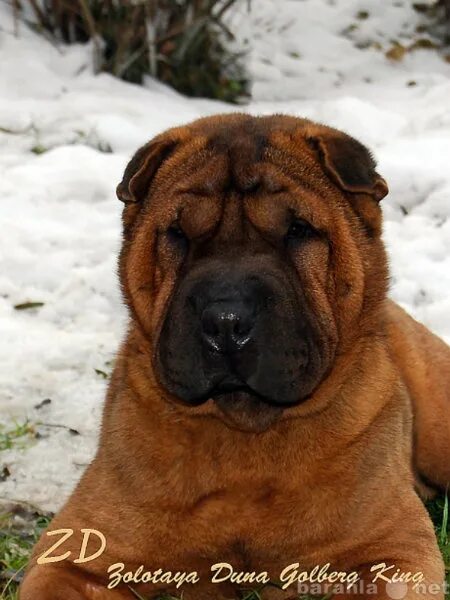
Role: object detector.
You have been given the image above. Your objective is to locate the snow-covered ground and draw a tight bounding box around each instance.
[1,0,449,512]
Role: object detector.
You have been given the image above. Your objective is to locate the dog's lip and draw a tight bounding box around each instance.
[209,382,261,400]
[209,382,308,408]
[208,379,279,407]
[211,387,285,433]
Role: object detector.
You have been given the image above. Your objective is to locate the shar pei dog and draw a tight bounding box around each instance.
[20,114,450,600]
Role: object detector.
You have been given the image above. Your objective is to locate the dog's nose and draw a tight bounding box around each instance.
[201,301,255,353]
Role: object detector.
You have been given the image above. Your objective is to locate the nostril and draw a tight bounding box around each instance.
[203,316,220,338]
[201,303,255,353]
[232,317,251,338]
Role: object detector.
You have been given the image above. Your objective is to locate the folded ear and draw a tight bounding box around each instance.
[116,136,178,204]
[306,131,388,202]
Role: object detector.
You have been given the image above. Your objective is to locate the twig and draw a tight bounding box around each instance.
[1,566,23,596]
[28,0,54,32]
[77,0,101,71]
[145,1,158,77]
[12,0,21,36]
[214,0,238,21]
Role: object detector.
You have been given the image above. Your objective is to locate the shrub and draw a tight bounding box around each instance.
[413,1,450,45]
[12,0,250,103]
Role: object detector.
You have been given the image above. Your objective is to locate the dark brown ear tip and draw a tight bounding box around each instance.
[374,177,389,202]
[116,182,134,203]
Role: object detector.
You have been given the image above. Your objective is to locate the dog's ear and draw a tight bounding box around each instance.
[116,136,178,204]
[306,131,388,202]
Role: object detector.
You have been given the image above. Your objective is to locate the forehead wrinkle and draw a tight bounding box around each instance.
[205,127,267,193]
[243,157,327,210]
[264,146,332,196]
[257,146,357,238]
[175,154,230,197]
[150,136,213,198]
[242,169,340,237]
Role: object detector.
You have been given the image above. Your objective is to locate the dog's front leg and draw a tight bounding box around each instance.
[19,564,132,600]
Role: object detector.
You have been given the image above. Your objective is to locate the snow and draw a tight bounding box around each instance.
[0,0,449,512]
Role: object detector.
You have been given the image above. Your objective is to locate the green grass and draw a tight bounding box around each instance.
[0,512,51,599]
[427,493,450,598]
[0,421,36,453]
[1,496,448,599]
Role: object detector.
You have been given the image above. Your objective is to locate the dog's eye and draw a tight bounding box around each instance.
[167,224,188,249]
[285,219,316,244]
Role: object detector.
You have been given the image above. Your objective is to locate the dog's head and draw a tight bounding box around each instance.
[117,114,389,431]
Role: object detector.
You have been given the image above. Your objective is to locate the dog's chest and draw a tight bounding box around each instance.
[171,477,341,573]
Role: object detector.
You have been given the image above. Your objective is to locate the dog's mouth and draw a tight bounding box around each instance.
[208,382,284,433]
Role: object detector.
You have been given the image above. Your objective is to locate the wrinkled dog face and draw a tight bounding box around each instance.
[159,222,330,409]
[117,115,388,431]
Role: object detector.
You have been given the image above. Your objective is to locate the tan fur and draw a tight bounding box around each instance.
[20,115,450,600]
[385,301,450,492]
